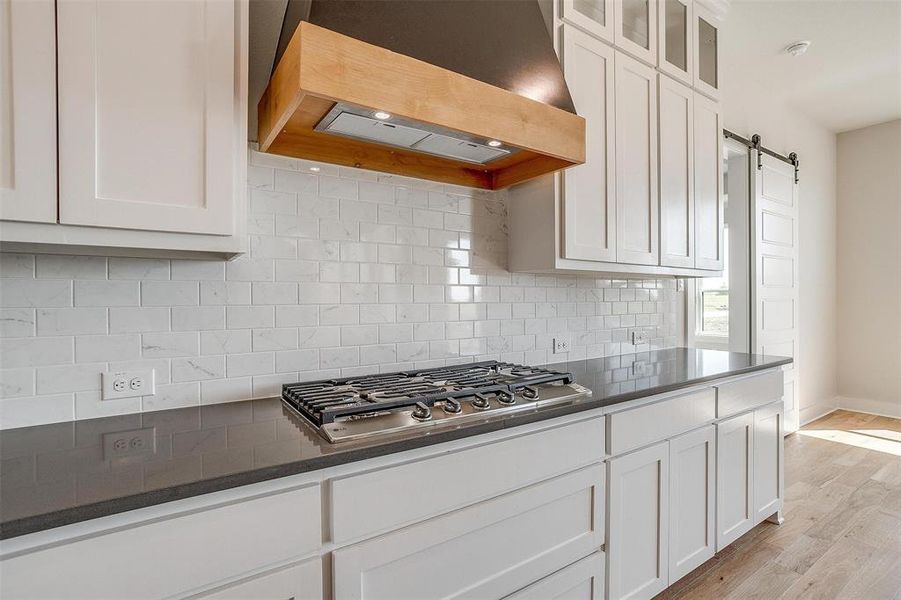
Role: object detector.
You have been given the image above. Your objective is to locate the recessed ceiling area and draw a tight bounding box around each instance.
[722,0,901,133]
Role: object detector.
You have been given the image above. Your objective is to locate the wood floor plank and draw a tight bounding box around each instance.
[653,409,901,600]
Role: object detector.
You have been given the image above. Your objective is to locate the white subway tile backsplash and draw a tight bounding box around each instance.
[141,332,200,358]
[3,280,72,307]
[0,308,36,337]
[171,307,226,331]
[0,254,35,278]
[0,337,73,368]
[172,356,226,382]
[35,255,107,280]
[109,307,169,333]
[0,154,680,428]
[108,258,170,280]
[75,334,140,363]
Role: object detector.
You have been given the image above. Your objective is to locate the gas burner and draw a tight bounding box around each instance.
[281,361,591,442]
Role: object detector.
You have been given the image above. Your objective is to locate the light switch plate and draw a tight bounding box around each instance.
[102,368,155,400]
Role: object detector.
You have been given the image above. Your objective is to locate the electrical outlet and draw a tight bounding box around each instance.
[102,368,155,400]
[102,427,156,460]
[631,330,649,346]
[553,336,571,354]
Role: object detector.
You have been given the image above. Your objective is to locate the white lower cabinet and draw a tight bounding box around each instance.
[667,425,715,583]
[507,551,605,600]
[753,402,784,522]
[716,411,755,550]
[199,559,322,600]
[607,441,669,600]
[333,464,605,600]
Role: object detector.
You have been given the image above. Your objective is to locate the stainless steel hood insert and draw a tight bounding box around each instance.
[316,103,515,165]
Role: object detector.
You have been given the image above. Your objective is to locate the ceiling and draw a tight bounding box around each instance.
[721,0,901,133]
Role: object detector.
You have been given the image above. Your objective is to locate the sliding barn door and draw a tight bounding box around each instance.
[750,152,799,433]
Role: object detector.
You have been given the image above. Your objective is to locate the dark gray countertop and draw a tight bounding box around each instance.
[0,348,791,540]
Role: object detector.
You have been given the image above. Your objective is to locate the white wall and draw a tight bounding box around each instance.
[720,24,840,425]
[836,119,901,417]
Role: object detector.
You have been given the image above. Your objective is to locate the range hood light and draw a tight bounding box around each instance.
[373,111,392,120]
[487,140,502,148]
[309,166,321,172]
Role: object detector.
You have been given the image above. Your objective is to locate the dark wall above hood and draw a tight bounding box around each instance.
[274,0,575,114]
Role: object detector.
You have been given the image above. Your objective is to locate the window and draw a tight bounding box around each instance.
[698,226,729,336]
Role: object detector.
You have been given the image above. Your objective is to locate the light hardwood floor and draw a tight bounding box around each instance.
[655,409,901,600]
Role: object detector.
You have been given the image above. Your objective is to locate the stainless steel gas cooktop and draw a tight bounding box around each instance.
[281,361,592,442]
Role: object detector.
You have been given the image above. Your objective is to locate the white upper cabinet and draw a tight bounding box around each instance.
[657,0,693,85]
[57,0,240,235]
[561,25,617,262]
[615,51,659,266]
[561,0,615,43]
[614,0,657,66]
[0,0,57,223]
[693,92,724,270]
[693,2,720,100]
[658,75,694,268]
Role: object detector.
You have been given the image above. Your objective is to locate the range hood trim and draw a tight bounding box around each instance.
[257,21,585,190]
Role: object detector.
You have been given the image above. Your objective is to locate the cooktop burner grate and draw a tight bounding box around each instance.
[282,361,573,426]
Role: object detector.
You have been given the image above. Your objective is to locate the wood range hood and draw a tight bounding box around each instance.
[257,1,585,190]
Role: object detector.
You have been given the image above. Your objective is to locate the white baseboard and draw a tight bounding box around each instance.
[800,401,839,427]
[835,396,901,419]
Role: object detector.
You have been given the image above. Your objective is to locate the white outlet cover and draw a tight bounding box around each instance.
[102,369,155,400]
[553,336,571,354]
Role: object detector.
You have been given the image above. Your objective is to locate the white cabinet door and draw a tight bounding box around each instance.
[613,0,657,66]
[0,0,56,223]
[658,75,694,268]
[692,2,720,100]
[561,0,615,44]
[614,51,659,266]
[57,0,240,235]
[561,25,616,262]
[199,559,322,600]
[715,411,754,550]
[506,552,605,600]
[333,465,604,600]
[657,0,693,85]
[693,92,723,270]
[607,441,669,600]
[668,425,715,584]
[753,401,784,523]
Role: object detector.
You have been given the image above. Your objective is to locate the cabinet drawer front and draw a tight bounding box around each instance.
[506,551,605,600]
[199,558,322,600]
[330,416,605,544]
[0,484,321,600]
[607,389,715,455]
[715,370,783,418]
[333,465,604,600]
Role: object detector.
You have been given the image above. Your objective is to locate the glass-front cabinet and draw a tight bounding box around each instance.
[613,0,657,64]
[658,0,693,85]
[561,0,615,43]
[693,1,720,99]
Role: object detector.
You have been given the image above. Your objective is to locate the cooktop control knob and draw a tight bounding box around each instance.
[411,401,432,421]
[521,386,539,400]
[496,391,516,405]
[443,398,463,414]
[471,393,491,410]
